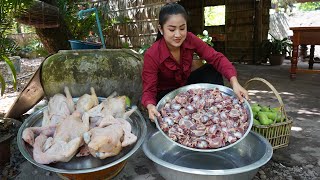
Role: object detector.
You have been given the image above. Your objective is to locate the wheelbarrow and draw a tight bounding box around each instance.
[4,49,143,119]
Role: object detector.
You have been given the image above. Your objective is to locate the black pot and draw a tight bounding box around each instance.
[269,54,285,66]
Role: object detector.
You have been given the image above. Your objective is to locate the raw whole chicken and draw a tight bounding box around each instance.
[32,111,89,164]
[75,87,99,115]
[42,87,74,127]
[22,88,138,164]
[82,106,137,159]
[22,126,56,147]
[82,93,133,128]
[83,124,124,159]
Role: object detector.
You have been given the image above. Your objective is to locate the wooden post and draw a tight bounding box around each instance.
[290,32,299,79]
[309,45,315,69]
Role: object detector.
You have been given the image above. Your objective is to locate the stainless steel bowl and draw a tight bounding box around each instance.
[155,83,253,152]
[17,98,147,174]
[143,130,273,180]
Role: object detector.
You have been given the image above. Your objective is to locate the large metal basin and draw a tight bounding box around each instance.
[155,83,253,152]
[17,99,147,176]
[143,130,272,180]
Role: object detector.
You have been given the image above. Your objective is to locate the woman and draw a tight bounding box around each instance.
[142,3,248,121]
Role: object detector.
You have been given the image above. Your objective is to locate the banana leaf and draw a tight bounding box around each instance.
[0,54,17,96]
[0,73,5,96]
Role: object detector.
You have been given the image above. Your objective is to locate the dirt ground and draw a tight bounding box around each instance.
[0,57,44,116]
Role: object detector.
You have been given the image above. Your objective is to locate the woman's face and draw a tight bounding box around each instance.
[160,14,187,50]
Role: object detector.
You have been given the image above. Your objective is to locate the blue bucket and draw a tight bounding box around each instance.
[69,40,102,50]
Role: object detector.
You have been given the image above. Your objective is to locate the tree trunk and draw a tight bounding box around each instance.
[35,17,72,54]
[35,0,73,54]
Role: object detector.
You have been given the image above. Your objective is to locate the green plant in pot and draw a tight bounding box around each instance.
[192,30,214,71]
[262,34,292,65]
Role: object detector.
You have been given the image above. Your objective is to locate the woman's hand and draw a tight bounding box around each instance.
[147,104,160,122]
[230,76,249,102]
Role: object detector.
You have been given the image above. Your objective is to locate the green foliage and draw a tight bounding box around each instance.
[138,44,151,55]
[272,0,296,12]
[54,1,128,43]
[0,35,18,95]
[18,37,48,58]
[298,2,320,11]
[197,30,214,47]
[0,55,17,96]
[122,42,130,49]
[56,1,98,40]
[204,5,225,26]
[0,0,28,95]
[0,37,19,56]
[262,34,292,55]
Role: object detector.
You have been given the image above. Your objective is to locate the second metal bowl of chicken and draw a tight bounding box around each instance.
[155,83,253,152]
[17,97,147,175]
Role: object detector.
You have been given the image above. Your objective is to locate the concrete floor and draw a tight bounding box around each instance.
[235,60,320,168]
[12,59,320,179]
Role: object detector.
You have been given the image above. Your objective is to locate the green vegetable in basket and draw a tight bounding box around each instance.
[252,111,257,118]
[260,106,270,112]
[264,112,277,120]
[276,114,285,123]
[251,104,261,112]
[253,118,261,125]
[251,103,260,107]
[258,112,273,125]
[271,107,281,113]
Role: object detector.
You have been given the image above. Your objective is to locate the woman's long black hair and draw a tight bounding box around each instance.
[156,3,188,41]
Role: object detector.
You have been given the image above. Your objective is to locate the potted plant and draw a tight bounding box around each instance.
[197,30,214,47]
[192,30,214,71]
[262,34,292,65]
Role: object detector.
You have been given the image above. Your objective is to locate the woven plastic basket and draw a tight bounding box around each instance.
[244,77,293,150]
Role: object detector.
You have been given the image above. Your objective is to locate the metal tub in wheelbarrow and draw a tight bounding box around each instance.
[143,130,273,180]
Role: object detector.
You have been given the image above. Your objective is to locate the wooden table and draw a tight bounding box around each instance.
[290,27,320,78]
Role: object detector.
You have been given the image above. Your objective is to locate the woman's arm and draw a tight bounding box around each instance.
[230,76,249,102]
[189,32,248,101]
[142,53,161,121]
[190,32,237,81]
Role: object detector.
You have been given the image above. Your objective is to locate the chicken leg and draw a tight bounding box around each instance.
[32,111,89,164]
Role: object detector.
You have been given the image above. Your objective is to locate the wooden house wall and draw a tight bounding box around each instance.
[225,0,255,63]
[91,0,166,49]
[225,0,270,63]
[178,1,203,34]
[90,0,270,63]
[180,0,270,63]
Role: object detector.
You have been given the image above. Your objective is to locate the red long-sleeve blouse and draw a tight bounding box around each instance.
[141,32,237,108]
